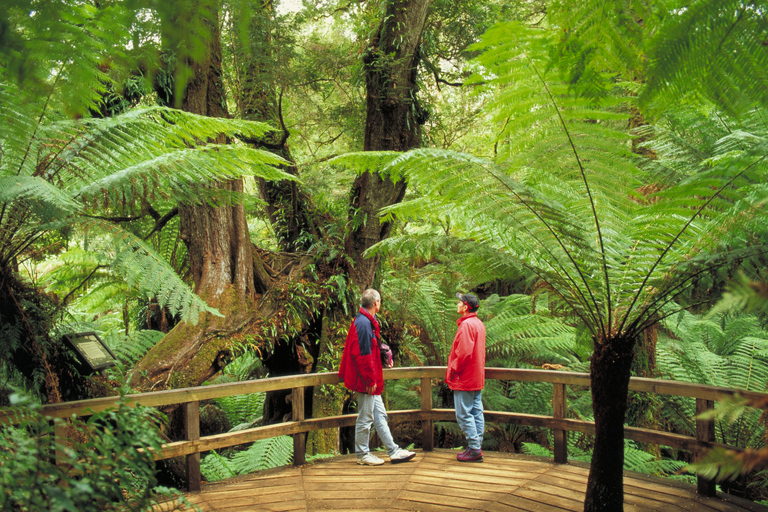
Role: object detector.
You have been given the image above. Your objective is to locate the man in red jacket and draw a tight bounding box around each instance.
[338,289,416,466]
[446,292,486,462]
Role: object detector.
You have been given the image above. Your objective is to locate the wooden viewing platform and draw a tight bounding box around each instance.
[4,368,768,510]
[157,450,767,512]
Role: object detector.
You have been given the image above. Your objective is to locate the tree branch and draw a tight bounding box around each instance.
[144,206,179,240]
[62,265,105,305]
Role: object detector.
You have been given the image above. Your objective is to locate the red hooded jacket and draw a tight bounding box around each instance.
[338,307,384,394]
[446,313,486,391]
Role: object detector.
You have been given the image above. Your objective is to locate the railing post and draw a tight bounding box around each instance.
[696,398,716,497]
[292,386,306,466]
[54,419,68,467]
[183,401,201,492]
[553,383,567,464]
[420,376,434,451]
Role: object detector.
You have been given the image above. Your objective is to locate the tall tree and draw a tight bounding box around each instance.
[345,0,432,289]
[131,2,264,390]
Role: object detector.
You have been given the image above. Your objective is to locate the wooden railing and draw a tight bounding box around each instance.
[3,368,766,497]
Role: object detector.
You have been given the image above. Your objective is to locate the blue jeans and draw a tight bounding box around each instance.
[454,390,484,450]
[355,393,398,457]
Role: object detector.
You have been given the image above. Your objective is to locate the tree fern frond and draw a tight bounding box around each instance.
[81,218,220,324]
[200,450,238,482]
[213,393,266,427]
[106,330,166,365]
[327,151,404,181]
[641,0,768,116]
[0,177,79,218]
[230,436,293,474]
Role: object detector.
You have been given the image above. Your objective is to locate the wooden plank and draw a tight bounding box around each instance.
[409,473,530,492]
[395,489,492,510]
[552,382,567,464]
[292,386,306,466]
[513,487,582,511]
[303,481,403,492]
[524,479,585,501]
[7,368,767,426]
[498,493,583,512]
[697,397,717,497]
[403,482,509,501]
[156,452,766,512]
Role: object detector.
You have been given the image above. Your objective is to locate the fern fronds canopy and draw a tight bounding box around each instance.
[1,86,295,323]
[371,21,767,344]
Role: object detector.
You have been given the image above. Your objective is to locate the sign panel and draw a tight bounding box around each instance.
[62,332,118,373]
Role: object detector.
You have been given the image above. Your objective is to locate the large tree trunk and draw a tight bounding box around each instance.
[584,335,635,512]
[239,2,317,253]
[345,0,432,289]
[132,4,257,391]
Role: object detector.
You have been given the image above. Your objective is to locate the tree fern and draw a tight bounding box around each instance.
[354,19,768,510]
[106,330,166,365]
[1,79,296,323]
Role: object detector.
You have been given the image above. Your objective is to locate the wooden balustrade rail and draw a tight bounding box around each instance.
[3,367,766,496]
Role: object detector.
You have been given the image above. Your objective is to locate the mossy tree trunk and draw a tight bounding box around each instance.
[238,1,317,253]
[345,0,432,290]
[583,334,636,512]
[131,3,257,391]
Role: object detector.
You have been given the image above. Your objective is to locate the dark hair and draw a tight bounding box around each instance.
[456,292,479,312]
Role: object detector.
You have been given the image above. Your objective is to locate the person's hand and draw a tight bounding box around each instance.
[365,384,377,394]
[386,361,394,368]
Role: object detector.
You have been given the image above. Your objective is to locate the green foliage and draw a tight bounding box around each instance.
[0,391,192,511]
[200,436,293,482]
[107,330,167,365]
[640,0,768,117]
[0,89,294,324]
[522,440,691,482]
[369,20,766,348]
[657,310,768,450]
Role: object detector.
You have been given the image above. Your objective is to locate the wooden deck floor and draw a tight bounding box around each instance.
[161,450,767,512]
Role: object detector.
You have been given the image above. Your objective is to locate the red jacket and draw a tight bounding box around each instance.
[446,313,486,391]
[338,307,384,394]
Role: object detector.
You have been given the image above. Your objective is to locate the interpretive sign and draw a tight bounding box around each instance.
[62,332,118,373]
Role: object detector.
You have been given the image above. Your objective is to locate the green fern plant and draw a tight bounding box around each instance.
[200,436,293,482]
[640,0,768,117]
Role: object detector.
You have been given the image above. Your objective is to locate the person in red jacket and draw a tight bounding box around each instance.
[446,292,486,462]
[338,288,416,466]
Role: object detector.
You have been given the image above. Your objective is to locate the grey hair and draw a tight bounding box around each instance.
[361,288,381,308]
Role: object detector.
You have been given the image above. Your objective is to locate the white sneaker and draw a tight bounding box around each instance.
[389,448,416,464]
[357,453,385,466]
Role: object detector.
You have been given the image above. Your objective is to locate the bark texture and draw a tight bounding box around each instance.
[240,3,317,252]
[132,5,256,391]
[584,335,636,512]
[346,0,432,289]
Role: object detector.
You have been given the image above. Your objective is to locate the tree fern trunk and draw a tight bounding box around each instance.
[584,334,635,512]
[345,0,431,289]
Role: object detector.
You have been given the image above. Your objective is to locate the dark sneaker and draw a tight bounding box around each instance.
[456,448,470,460]
[457,449,483,463]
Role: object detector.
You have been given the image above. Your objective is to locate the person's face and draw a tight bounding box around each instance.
[373,299,381,314]
[457,300,468,315]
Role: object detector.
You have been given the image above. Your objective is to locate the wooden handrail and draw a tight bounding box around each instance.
[2,367,765,495]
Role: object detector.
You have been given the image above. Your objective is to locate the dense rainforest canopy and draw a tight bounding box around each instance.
[1,0,768,511]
